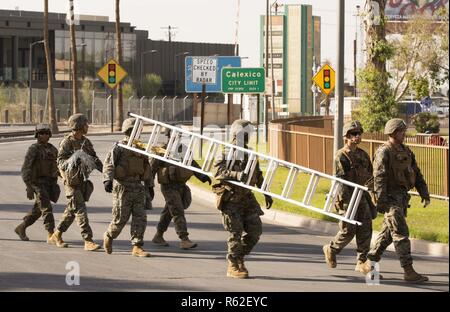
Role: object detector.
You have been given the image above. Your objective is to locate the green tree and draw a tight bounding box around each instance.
[356,66,397,132]
[410,76,429,100]
[142,73,162,97]
[412,112,440,133]
[80,79,94,110]
[122,81,135,99]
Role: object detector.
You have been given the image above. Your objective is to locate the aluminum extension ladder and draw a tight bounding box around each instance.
[119,113,368,225]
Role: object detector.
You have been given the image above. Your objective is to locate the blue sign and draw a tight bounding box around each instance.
[185,56,241,93]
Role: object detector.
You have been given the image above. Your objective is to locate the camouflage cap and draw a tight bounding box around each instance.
[384,118,407,135]
[230,119,252,139]
[35,123,52,138]
[121,117,136,134]
[343,120,363,137]
[68,113,88,130]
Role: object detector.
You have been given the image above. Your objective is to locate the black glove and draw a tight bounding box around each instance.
[200,174,212,185]
[97,163,103,173]
[104,180,113,193]
[421,197,430,208]
[148,187,155,201]
[264,194,273,209]
[26,186,34,200]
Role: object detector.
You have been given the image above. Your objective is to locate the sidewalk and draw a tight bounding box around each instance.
[188,182,449,259]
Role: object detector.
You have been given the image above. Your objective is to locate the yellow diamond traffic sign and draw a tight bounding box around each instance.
[97,59,128,89]
[312,64,335,95]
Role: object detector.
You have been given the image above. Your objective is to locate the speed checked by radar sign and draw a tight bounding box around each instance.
[221,67,265,93]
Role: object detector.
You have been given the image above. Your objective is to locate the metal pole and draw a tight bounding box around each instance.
[151,95,157,119]
[140,96,145,116]
[91,90,95,124]
[200,83,206,157]
[28,43,33,123]
[172,96,177,120]
[333,0,345,171]
[183,95,188,122]
[110,90,114,133]
[256,94,260,146]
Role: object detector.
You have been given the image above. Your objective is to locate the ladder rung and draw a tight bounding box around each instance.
[226,147,234,169]
[323,180,341,212]
[128,118,142,146]
[146,124,161,152]
[347,189,364,221]
[164,129,179,158]
[281,167,299,198]
[244,154,258,185]
[261,160,278,192]
[344,187,359,219]
[303,173,320,206]
[202,142,219,172]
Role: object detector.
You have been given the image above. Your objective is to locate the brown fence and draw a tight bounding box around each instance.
[269,119,449,198]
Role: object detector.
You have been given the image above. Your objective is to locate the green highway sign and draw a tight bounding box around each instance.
[221,67,265,93]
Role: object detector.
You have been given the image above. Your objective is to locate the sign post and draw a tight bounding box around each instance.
[97,59,128,132]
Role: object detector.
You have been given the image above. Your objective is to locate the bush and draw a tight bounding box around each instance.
[412,112,440,133]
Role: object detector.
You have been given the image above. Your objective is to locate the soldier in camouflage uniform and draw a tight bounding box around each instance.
[212,119,273,279]
[367,118,430,283]
[15,124,60,243]
[151,131,212,250]
[323,121,374,275]
[50,114,103,251]
[102,118,154,257]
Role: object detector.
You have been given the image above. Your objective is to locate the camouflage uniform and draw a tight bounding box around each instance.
[103,138,154,247]
[19,126,59,236]
[367,142,429,267]
[212,120,267,278]
[56,132,103,240]
[329,146,373,262]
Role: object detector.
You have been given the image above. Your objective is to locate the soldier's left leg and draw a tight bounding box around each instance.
[368,213,393,262]
[161,186,188,239]
[384,206,413,268]
[22,201,42,227]
[355,202,373,262]
[330,221,357,255]
[222,202,245,260]
[71,189,94,241]
[37,186,55,233]
[241,212,262,256]
[130,189,147,247]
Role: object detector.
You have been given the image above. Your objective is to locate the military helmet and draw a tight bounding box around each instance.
[384,118,407,135]
[68,113,88,130]
[230,119,252,139]
[34,123,52,138]
[121,117,136,134]
[343,120,363,137]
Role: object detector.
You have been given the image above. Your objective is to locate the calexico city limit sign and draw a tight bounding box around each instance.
[221,67,265,93]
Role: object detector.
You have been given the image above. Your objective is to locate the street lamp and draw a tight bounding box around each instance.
[29,39,44,123]
[69,42,87,111]
[174,51,189,96]
[140,49,157,96]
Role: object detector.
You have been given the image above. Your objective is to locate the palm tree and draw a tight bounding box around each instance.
[115,0,123,130]
[69,0,79,113]
[44,0,58,133]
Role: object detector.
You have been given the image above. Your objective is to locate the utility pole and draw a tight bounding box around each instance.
[161,25,178,42]
[354,5,360,97]
[333,0,345,172]
[265,0,269,143]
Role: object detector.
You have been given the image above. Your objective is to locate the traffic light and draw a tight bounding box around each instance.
[323,69,331,89]
[108,64,116,84]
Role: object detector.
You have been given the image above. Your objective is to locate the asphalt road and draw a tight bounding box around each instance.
[0,135,448,292]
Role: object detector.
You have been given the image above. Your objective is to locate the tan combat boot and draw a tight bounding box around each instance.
[355,260,371,275]
[237,258,249,275]
[403,264,428,283]
[180,237,197,249]
[152,231,169,246]
[14,222,29,241]
[227,259,248,279]
[50,230,68,248]
[84,239,101,251]
[323,244,337,268]
[103,232,113,254]
[47,231,54,244]
[132,245,151,257]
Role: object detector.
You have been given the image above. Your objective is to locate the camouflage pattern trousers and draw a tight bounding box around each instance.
[23,181,55,232]
[57,185,93,241]
[330,199,373,262]
[105,183,147,246]
[368,203,413,267]
[221,193,263,261]
[157,183,192,239]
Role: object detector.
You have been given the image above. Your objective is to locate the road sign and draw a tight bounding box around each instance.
[185,56,241,93]
[222,68,265,93]
[97,59,128,89]
[192,57,218,84]
[312,64,335,95]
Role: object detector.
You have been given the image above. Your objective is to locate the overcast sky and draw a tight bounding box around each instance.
[4,0,364,81]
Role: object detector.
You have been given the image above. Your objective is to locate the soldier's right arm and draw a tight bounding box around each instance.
[373,145,390,206]
[334,151,352,202]
[57,137,72,169]
[21,144,38,186]
[212,151,240,181]
[103,144,117,183]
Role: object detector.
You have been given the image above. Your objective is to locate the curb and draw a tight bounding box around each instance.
[188,183,449,259]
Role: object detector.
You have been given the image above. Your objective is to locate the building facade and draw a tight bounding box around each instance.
[260,4,321,115]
